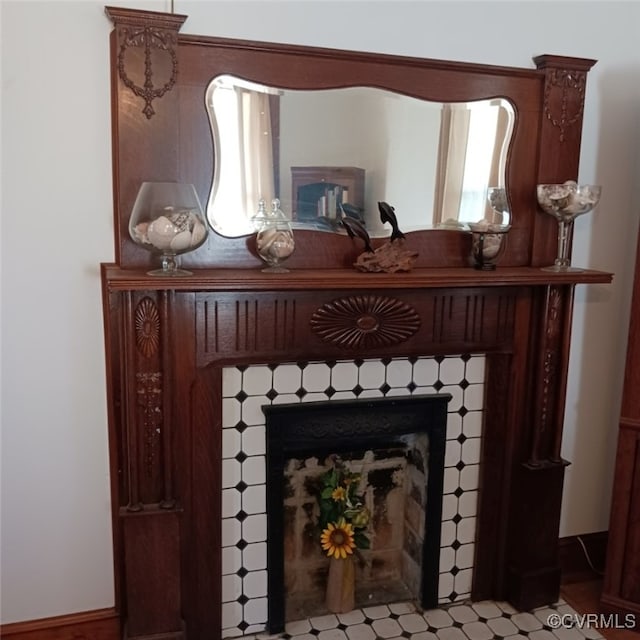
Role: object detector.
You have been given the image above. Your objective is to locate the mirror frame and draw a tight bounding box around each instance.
[106,6,595,271]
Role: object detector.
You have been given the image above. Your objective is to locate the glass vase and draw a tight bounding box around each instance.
[253,198,295,272]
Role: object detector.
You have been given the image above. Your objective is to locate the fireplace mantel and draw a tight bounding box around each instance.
[102,8,613,640]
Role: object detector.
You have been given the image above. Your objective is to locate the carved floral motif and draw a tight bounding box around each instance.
[310,295,420,349]
[136,372,162,479]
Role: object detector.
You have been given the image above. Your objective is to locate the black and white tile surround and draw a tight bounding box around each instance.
[222,356,486,638]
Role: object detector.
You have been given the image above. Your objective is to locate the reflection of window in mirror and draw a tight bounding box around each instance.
[205,75,279,236]
[433,100,514,228]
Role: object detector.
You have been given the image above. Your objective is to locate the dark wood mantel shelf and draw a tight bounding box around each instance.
[102,264,613,292]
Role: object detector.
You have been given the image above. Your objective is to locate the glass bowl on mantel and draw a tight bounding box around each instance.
[253,198,295,273]
[467,187,511,270]
[536,181,601,272]
[129,182,209,276]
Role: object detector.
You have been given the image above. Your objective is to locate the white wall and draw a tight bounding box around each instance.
[2,0,639,625]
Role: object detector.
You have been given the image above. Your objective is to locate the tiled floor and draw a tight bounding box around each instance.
[239,598,605,640]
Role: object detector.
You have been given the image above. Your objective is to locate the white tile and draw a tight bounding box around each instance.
[445,413,463,440]
[424,607,454,628]
[305,392,329,402]
[242,395,269,426]
[358,360,386,389]
[445,440,462,467]
[337,609,366,625]
[244,596,268,624]
[332,391,355,400]
[242,425,266,456]
[286,618,312,635]
[386,386,411,397]
[465,356,486,384]
[528,631,557,640]
[463,384,484,411]
[221,545,241,575]
[413,357,439,386]
[331,362,359,390]
[222,397,241,428]
[388,602,416,615]
[440,520,457,547]
[310,613,340,630]
[221,601,243,628]
[243,455,266,485]
[511,612,543,632]
[221,626,241,639]
[442,494,458,520]
[222,428,241,459]
[472,601,503,620]
[462,621,494,640]
[449,605,478,623]
[443,467,460,494]
[358,388,383,398]
[345,622,376,640]
[243,542,267,570]
[460,464,480,491]
[242,484,266,514]
[362,605,390,619]
[222,458,241,488]
[439,545,455,570]
[222,488,241,518]
[243,365,273,396]
[487,616,519,636]
[372,618,402,638]
[243,513,267,542]
[221,518,240,547]
[453,567,473,595]
[457,516,476,544]
[243,569,267,598]
[439,357,465,385]
[398,613,428,633]
[435,625,467,640]
[222,367,243,397]
[386,359,412,387]
[463,411,483,437]
[461,438,482,465]
[441,385,463,412]
[458,490,478,518]
[272,393,300,405]
[302,363,331,392]
[272,363,302,394]
[318,630,348,640]
[222,573,242,602]
[411,632,439,640]
[456,542,475,569]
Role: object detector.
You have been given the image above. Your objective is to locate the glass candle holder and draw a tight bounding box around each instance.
[468,221,509,270]
[129,182,208,276]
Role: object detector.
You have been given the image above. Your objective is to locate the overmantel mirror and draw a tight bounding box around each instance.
[107,5,597,271]
[206,75,515,238]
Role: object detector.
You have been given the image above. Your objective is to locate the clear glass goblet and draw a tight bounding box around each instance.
[129,182,208,276]
[536,181,601,272]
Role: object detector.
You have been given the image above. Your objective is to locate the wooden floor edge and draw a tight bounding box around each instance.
[0,607,120,640]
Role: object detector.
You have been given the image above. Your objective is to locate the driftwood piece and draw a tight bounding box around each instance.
[354,238,418,273]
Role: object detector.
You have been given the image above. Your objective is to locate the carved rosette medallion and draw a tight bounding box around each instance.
[310,295,420,349]
[117,25,178,119]
[543,68,587,142]
[135,297,160,358]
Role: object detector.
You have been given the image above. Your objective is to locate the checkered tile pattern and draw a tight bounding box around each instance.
[222,356,486,638]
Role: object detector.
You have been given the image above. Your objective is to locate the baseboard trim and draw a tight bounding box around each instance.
[559,531,608,584]
[0,607,120,640]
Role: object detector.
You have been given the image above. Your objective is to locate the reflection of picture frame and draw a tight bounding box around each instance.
[291,166,364,223]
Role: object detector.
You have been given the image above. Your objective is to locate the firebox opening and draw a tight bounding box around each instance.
[264,394,450,634]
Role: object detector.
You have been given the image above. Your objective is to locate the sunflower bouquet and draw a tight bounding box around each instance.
[317,457,370,560]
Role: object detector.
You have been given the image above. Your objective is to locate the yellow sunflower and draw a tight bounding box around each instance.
[331,486,346,502]
[320,519,356,559]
